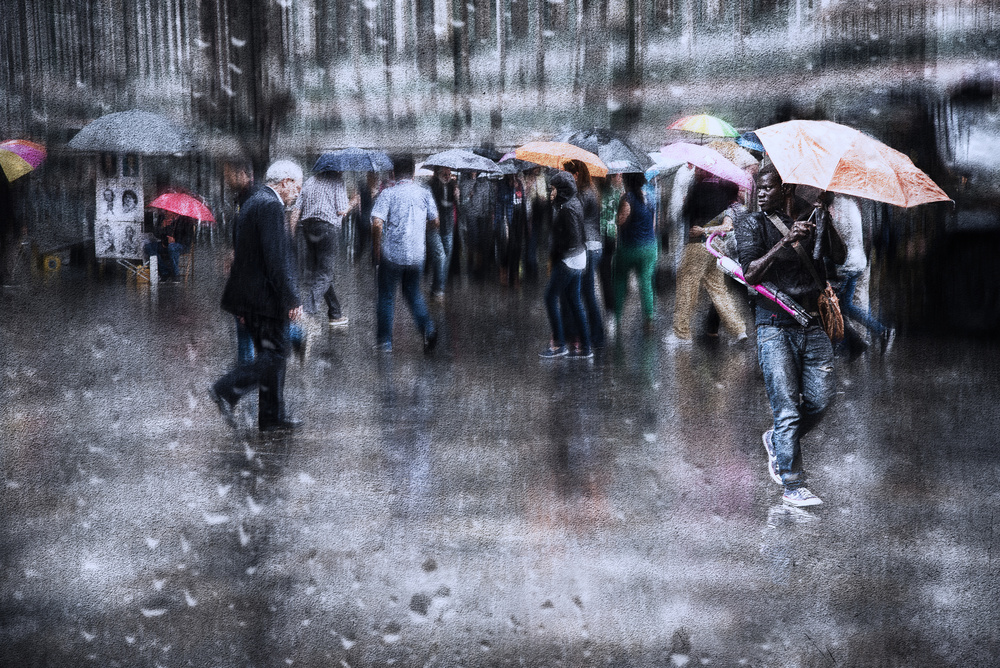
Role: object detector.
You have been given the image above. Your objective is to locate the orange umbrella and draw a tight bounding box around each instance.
[754,120,950,207]
[514,141,608,178]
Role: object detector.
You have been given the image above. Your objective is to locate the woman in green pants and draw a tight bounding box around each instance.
[613,172,658,333]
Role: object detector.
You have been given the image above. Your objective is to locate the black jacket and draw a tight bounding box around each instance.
[549,171,585,261]
[221,187,299,321]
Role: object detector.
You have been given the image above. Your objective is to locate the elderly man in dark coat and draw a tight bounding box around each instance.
[210,160,304,433]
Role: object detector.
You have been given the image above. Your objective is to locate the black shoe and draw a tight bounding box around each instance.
[208,386,237,429]
[259,418,303,433]
[423,328,438,354]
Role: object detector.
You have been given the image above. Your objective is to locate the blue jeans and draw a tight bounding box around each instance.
[377,260,433,345]
[237,317,303,366]
[145,240,186,278]
[582,248,605,346]
[756,324,835,490]
[837,270,886,337]
[428,230,453,294]
[545,261,590,350]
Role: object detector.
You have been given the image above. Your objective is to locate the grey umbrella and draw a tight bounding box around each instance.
[422,149,499,174]
[68,110,195,155]
[561,128,652,174]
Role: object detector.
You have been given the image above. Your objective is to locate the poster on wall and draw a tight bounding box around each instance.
[95,153,145,260]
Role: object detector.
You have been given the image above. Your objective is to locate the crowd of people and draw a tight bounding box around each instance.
[206,148,895,508]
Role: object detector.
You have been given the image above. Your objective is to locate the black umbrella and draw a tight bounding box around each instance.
[67,110,195,155]
[561,128,652,175]
[313,148,393,173]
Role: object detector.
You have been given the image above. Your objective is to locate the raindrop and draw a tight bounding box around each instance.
[145,537,160,550]
[81,631,96,641]
[218,485,231,497]
[247,496,262,514]
[140,608,167,617]
[203,512,229,526]
[184,590,197,607]
[238,524,250,546]
[298,472,316,485]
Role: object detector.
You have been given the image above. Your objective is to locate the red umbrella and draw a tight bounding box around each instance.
[149,192,215,223]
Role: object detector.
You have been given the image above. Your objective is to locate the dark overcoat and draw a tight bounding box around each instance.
[221,187,299,320]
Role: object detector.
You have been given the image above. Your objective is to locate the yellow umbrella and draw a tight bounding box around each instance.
[514,141,608,178]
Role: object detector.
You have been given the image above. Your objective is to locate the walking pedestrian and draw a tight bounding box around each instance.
[734,164,838,507]
[209,160,304,433]
[539,171,591,359]
[598,173,623,314]
[427,166,459,300]
[564,159,605,348]
[670,169,748,344]
[612,172,658,334]
[823,192,894,356]
[295,170,356,327]
[371,155,439,353]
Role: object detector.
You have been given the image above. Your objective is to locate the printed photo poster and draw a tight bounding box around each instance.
[95,154,145,260]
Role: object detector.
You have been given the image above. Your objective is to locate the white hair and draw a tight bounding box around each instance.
[265,159,303,184]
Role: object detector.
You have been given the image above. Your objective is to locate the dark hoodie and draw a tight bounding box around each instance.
[548,171,585,262]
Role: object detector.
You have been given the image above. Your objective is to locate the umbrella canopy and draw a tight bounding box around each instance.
[754,120,951,207]
[514,141,608,177]
[149,192,215,223]
[707,140,759,170]
[736,131,766,154]
[496,157,536,175]
[421,149,499,174]
[561,128,652,174]
[657,143,754,190]
[0,139,46,182]
[668,114,740,138]
[313,148,392,173]
[68,110,195,155]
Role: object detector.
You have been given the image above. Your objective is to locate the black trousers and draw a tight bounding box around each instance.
[213,313,290,427]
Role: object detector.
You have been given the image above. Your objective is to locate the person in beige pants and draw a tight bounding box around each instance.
[672,219,748,341]
[671,171,748,342]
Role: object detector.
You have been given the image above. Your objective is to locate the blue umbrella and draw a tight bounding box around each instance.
[736,131,765,154]
[313,148,392,173]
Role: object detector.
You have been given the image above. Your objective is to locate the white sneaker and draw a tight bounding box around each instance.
[782,487,823,507]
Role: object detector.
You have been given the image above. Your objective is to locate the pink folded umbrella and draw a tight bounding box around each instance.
[658,143,753,190]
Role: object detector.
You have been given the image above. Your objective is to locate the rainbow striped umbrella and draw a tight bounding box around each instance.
[0,139,47,182]
[667,114,739,138]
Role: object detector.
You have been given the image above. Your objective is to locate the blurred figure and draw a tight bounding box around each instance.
[462,170,495,280]
[613,172,658,334]
[598,173,624,313]
[671,169,747,344]
[210,160,304,433]
[356,171,385,264]
[823,192,894,356]
[494,171,527,286]
[371,155,439,353]
[563,159,605,348]
[296,170,356,327]
[143,210,195,283]
[427,166,458,299]
[525,166,548,280]
[540,171,591,359]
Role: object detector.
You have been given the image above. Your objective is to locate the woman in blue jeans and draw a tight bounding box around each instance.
[540,171,591,359]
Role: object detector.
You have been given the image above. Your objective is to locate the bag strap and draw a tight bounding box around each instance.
[766,213,826,290]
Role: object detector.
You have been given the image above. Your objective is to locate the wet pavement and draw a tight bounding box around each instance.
[2,244,999,667]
